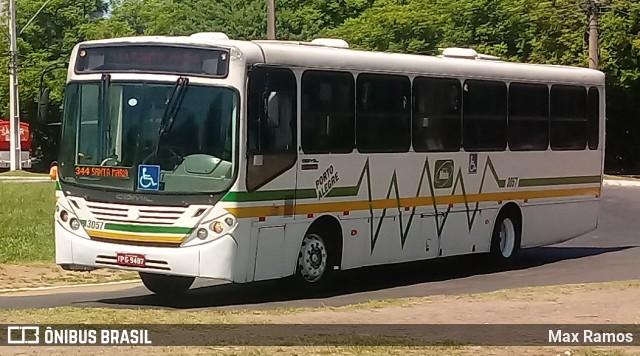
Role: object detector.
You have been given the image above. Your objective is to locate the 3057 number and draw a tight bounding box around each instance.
[85,220,104,230]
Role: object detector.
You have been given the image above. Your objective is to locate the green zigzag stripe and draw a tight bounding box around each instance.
[220,157,599,254]
[363,156,505,252]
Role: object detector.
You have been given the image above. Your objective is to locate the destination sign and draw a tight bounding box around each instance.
[75,166,130,179]
[75,45,229,77]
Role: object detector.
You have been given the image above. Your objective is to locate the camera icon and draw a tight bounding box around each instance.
[7,326,40,344]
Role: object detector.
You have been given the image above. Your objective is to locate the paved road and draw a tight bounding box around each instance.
[1,183,639,311]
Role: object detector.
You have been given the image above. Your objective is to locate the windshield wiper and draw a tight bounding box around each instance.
[158,77,189,137]
[146,77,189,163]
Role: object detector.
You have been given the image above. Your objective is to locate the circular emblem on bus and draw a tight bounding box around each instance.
[128,207,140,221]
[434,159,454,189]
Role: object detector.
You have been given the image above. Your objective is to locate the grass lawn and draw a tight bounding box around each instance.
[0,182,55,263]
[0,170,49,177]
[3,281,640,356]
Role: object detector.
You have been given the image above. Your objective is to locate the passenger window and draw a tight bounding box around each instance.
[246,67,297,191]
[550,85,587,150]
[412,77,461,152]
[356,74,411,153]
[463,80,508,151]
[301,70,355,154]
[508,83,549,151]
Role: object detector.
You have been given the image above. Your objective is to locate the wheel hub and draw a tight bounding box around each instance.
[298,234,328,282]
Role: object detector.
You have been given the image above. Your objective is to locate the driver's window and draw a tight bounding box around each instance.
[246,67,297,191]
[77,84,99,164]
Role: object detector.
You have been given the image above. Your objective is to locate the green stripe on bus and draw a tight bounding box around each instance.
[223,174,599,203]
[221,162,599,203]
[325,186,360,197]
[104,223,192,234]
[222,185,361,202]
[223,190,298,202]
[518,175,601,187]
[55,181,61,191]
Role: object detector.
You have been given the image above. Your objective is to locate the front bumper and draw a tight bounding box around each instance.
[55,222,238,281]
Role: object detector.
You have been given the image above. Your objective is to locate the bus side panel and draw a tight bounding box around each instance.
[234,221,255,283]
[253,225,286,281]
[520,200,599,248]
[340,217,368,270]
[438,210,487,257]
[281,222,309,277]
[248,221,308,282]
[393,213,437,263]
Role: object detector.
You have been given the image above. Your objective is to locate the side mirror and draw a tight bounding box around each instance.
[37,88,50,123]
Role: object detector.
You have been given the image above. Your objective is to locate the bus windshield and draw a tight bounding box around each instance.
[59,81,238,194]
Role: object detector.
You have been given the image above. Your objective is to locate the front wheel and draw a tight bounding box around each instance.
[296,233,330,284]
[490,209,522,264]
[139,272,194,296]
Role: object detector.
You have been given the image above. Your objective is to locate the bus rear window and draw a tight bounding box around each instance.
[75,45,229,77]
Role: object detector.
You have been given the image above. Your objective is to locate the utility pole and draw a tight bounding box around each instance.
[588,0,599,69]
[8,0,21,170]
[267,0,276,40]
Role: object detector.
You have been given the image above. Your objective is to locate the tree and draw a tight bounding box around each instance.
[105,0,267,39]
[276,0,376,40]
[597,0,640,172]
[0,0,109,169]
[2,0,640,172]
[330,0,640,173]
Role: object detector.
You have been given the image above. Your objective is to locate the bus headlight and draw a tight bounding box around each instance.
[69,218,80,231]
[54,201,90,239]
[210,221,224,234]
[197,228,208,239]
[182,211,237,247]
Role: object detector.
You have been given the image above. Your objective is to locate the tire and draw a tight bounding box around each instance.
[294,232,332,285]
[139,272,194,296]
[490,208,522,264]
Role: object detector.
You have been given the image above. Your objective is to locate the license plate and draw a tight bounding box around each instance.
[116,253,146,267]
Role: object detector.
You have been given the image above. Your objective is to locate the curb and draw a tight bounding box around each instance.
[603,179,640,187]
[0,279,140,295]
[0,177,51,182]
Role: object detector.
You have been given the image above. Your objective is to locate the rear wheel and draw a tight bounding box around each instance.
[490,209,522,263]
[139,272,194,296]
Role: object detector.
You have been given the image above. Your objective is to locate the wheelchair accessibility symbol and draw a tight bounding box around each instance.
[137,165,160,191]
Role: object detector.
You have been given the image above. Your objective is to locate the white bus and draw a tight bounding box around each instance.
[48,33,605,295]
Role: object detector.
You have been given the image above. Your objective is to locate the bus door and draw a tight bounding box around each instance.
[246,66,299,280]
